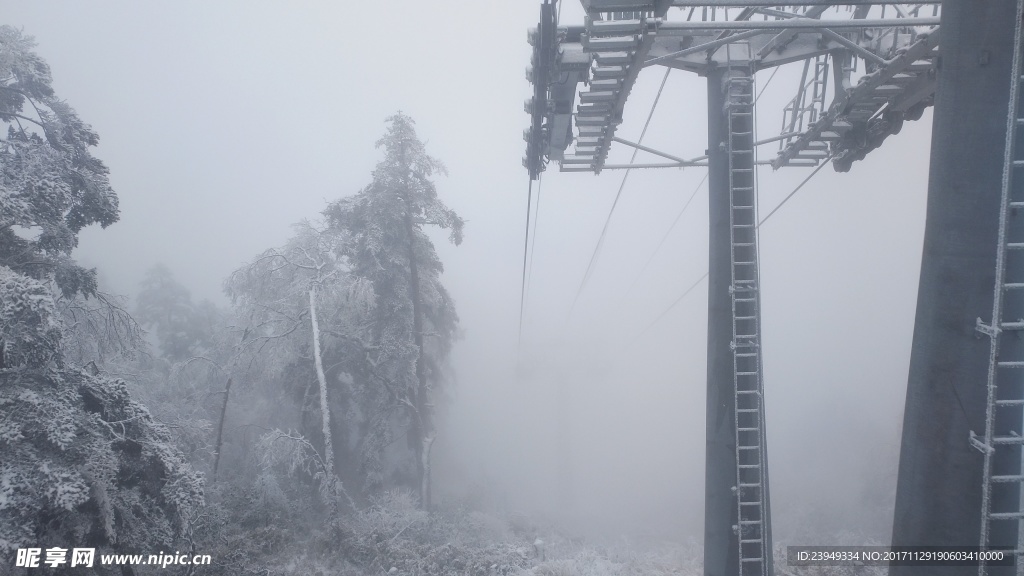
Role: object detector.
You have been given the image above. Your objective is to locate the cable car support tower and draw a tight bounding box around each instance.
[523,2,948,575]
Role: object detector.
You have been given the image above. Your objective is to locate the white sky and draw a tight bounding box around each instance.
[2,1,932,544]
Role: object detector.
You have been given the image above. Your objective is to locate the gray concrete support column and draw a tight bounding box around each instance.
[891,2,1019,574]
[705,66,741,576]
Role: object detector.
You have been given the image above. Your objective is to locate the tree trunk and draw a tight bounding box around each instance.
[309,285,334,481]
[404,212,433,510]
[211,377,232,480]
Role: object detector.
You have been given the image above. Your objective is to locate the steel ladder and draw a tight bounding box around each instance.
[973,1,1024,574]
[725,41,771,576]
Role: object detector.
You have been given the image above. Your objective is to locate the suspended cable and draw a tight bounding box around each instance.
[516,177,532,348]
[621,171,708,299]
[754,66,779,105]
[568,66,673,317]
[634,271,709,340]
[758,154,833,226]
[632,156,833,339]
[526,174,543,300]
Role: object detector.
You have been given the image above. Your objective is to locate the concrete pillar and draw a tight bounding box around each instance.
[705,66,741,576]
[891,2,1019,574]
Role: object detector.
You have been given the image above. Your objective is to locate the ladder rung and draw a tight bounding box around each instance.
[589,19,644,34]
[992,474,1024,483]
[1004,283,1024,290]
[584,35,641,51]
[735,316,757,320]
[738,464,760,468]
[579,91,617,103]
[738,427,760,432]
[735,353,758,358]
[741,558,763,563]
[737,391,760,395]
[990,511,1024,520]
[1007,243,1024,250]
[783,158,820,167]
[588,79,623,92]
[735,297,756,302]
[1001,321,1024,330]
[736,371,759,376]
[998,361,1024,368]
[594,55,633,67]
[738,482,761,488]
[997,399,1024,406]
[740,538,763,543]
[739,520,761,525]
[1010,202,1024,208]
[737,409,759,413]
[992,436,1024,445]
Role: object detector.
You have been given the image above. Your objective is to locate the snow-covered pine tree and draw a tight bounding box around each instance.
[0,26,117,305]
[0,26,203,565]
[324,112,463,509]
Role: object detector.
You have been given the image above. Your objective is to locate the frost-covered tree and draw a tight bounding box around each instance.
[136,264,221,362]
[0,26,117,308]
[0,27,203,566]
[324,112,463,509]
[226,220,371,510]
[0,254,203,567]
[58,288,144,368]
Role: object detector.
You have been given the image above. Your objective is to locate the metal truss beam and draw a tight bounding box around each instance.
[670,0,939,5]
[656,17,940,31]
[612,136,689,163]
[524,2,942,176]
[644,29,765,67]
[772,28,939,170]
[817,28,886,66]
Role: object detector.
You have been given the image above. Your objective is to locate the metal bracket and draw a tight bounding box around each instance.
[970,431,995,454]
[976,317,1000,338]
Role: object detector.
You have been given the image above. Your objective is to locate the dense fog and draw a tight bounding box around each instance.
[0,2,936,575]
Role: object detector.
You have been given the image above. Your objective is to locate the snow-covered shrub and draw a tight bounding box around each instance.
[0,265,62,368]
[0,367,203,566]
